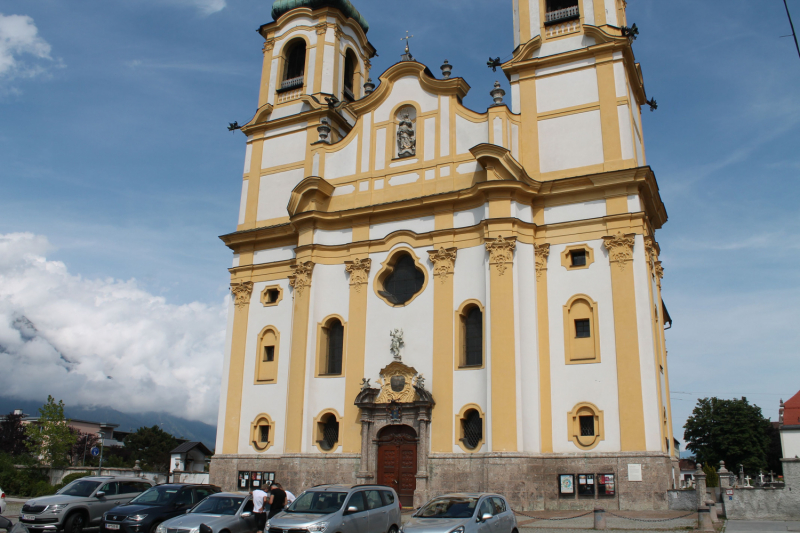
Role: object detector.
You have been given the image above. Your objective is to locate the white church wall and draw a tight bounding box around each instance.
[533,35,596,59]
[374,128,386,171]
[452,244,489,453]
[244,144,252,174]
[632,234,664,452]
[538,110,604,173]
[782,429,800,458]
[303,264,350,453]
[261,130,307,169]
[232,254,240,268]
[618,104,635,161]
[239,279,295,455]
[268,57,279,105]
[535,68,599,113]
[374,76,438,123]
[257,168,305,221]
[440,96,451,157]
[238,181,249,226]
[456,115,489,155]
[369,216,435,241]
[363,244,435,407]
[613,60,627,98]
[215,296,237,453]
[253,245,295,265]
[627,194,641,213]
[582,0,596,25]
[274,16,316,38]
[324,134,359,180]
[543,199,606,225]
[536,58,596,77]
[547,239,622,453]
[515,241,542,452]
[424,117,436,160]
[313,228,352,246]
[269,102,311,121]
[453,204,488,229]
[512,201,533,223]
[322,43,335,94]
[360,113,372,173]
[604,0,619,26]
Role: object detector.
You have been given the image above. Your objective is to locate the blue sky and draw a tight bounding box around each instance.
[1,0,799,435]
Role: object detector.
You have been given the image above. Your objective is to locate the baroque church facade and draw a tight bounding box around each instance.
[211,0,678,511]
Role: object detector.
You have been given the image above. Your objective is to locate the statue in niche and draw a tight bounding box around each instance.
[396,113,416,158]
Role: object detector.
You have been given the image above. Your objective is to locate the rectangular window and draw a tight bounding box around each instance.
[577,474,595,499]
[575,319,591,338]
[570,249,587,267]
[259,425,270,443]
[598,474,615,498]
[579,415,595,437]
[263,346,275,362]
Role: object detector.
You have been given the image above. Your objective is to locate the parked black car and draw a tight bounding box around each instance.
[102,484,220,533]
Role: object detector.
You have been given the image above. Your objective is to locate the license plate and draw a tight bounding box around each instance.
[106,525,120,530]
[21,515,35,521]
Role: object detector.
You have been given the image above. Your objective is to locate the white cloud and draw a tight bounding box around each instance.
[164,0,227,15]
[0,233,227,424]
[0,13,55,82]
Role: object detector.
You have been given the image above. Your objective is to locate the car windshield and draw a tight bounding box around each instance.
[130,486,181,505]
[191,496,244,516]
[286,492,347,514]
[57,480,102,497]
[415,497,478,518]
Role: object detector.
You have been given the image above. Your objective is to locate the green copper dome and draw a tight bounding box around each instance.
[271,0,369,33]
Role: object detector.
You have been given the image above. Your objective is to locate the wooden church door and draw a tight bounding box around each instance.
[376,425,417,508]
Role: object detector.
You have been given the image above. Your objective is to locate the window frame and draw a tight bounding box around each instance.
[562,294,601,364]
[260,284,284,307]
[456,300,485,370]
[373,247,429,308]
[342,48,359,102]
[567,403,604,450]
[250,413,275,452]
[560,244,595,271]
[255,326,280,384]
[455,404,486,453]
[315,315,347,378]
[279,38,307,92]
[312,409,342,454]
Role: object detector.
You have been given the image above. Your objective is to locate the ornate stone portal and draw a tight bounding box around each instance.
[355,359,434,507]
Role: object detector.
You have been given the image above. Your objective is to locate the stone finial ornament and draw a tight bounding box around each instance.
[490,81,506,106]
[317,118,331,143]
[363,78,376,95]
[440,60,452,79]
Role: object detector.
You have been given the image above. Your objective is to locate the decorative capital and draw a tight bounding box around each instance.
[534,243,550,280]
[485,235,516,276]
[334,26,344,40]
[654,261,664,281]
[602,232,636,271]
[230,281,254,310]
[315,22,328,35]
[345,258,372,292]
[427,247,457,284]
[263,39,275,52]
[288,261,315,297]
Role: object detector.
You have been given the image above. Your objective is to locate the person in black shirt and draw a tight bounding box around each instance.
[268,483,287,518]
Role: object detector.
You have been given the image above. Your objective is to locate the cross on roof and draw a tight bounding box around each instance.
[401,31,414,52]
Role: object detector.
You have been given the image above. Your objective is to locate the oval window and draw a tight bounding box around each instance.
[378,252,425,305]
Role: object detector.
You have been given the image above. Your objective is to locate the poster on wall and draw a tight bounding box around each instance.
[559,474,574,494]
[628,464,643,482]
[598,474,615,496]
[238,472,250,490]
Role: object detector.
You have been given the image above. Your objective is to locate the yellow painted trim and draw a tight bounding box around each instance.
[260,284,285,307]
[559,244,595,271]
[284,261,314,453]
[605,195,628,216]
[255,325,281,384]
[567,402,605,451]
[535,243,553,452]
[429,245,456,453]
[312,408,342,453]
[455,299,486,370]
[250,412,275,452]
[342,256,370,453]
[222,285,253,454]
[596,54,623,168]
[536,102,600,121]
[314,314,348,378]
[372,247,430,308]
[562,294,601,364]
[455,403,486,453]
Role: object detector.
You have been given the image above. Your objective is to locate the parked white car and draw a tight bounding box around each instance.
[1,486,7,515]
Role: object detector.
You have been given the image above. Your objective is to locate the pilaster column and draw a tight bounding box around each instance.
[596,52,623,171]
[222,281,254,454]
[342,258,371,452]
[414,410,431,508]
[357,413,373,481]
[485,236,518,451]
[257,38,275,107]
[535,243,553,452]
[284,261,315,453]
[428,247,457,453]
[602,233,646,451]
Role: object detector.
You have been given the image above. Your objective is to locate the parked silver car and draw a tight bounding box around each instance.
[400,494,517,533]
[20,477,154,533]
[155,493,255,533]
[267,484,401,533]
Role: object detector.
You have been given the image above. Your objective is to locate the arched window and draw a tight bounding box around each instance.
[315,412,340,452]
[256,326,280,383]
[545,0,580,24]
[457,301,484,368]
[343,49,358,101]
[456,405,485,452]
[281,40,306,90]
[563,294,600,364]
[320,317,344,375]
[568,403,604,450]
[249,413,275,452]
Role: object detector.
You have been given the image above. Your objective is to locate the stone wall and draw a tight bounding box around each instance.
[724,459,800,520]
[46,466,167,485]
[211,451,673,511]
[667,489,697,511]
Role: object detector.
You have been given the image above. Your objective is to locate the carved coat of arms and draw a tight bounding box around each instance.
[375,361,421,404]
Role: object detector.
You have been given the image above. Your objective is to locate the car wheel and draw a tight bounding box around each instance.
[64,513,87,533]
[149,522,162,533]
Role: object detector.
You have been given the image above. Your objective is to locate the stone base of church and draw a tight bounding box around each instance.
[210,451,673,511]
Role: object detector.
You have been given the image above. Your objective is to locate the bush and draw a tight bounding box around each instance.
[30,480,57,497]
[0,453,51,497]
[704,463,719,488]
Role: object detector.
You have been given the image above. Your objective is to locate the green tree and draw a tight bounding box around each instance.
[25,397,76,467]
[684,397,771,475]
[123,426,178,472]
[0,411,29,456]
[703,463,719,488]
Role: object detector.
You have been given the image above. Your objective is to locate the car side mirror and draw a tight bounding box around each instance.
[346,506,358,514]
[199,524,212,533]
[479,513,492,522]
[96,492,106,498]
[185,509,192,514]
[0,517,12,531]
[241,512,252,518]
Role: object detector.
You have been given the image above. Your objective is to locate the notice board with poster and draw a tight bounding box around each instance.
[598,474,615,497]
[238,471,251,491]
[577,474,595,498]
[251,472,276,489]
[558,474,575,498]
